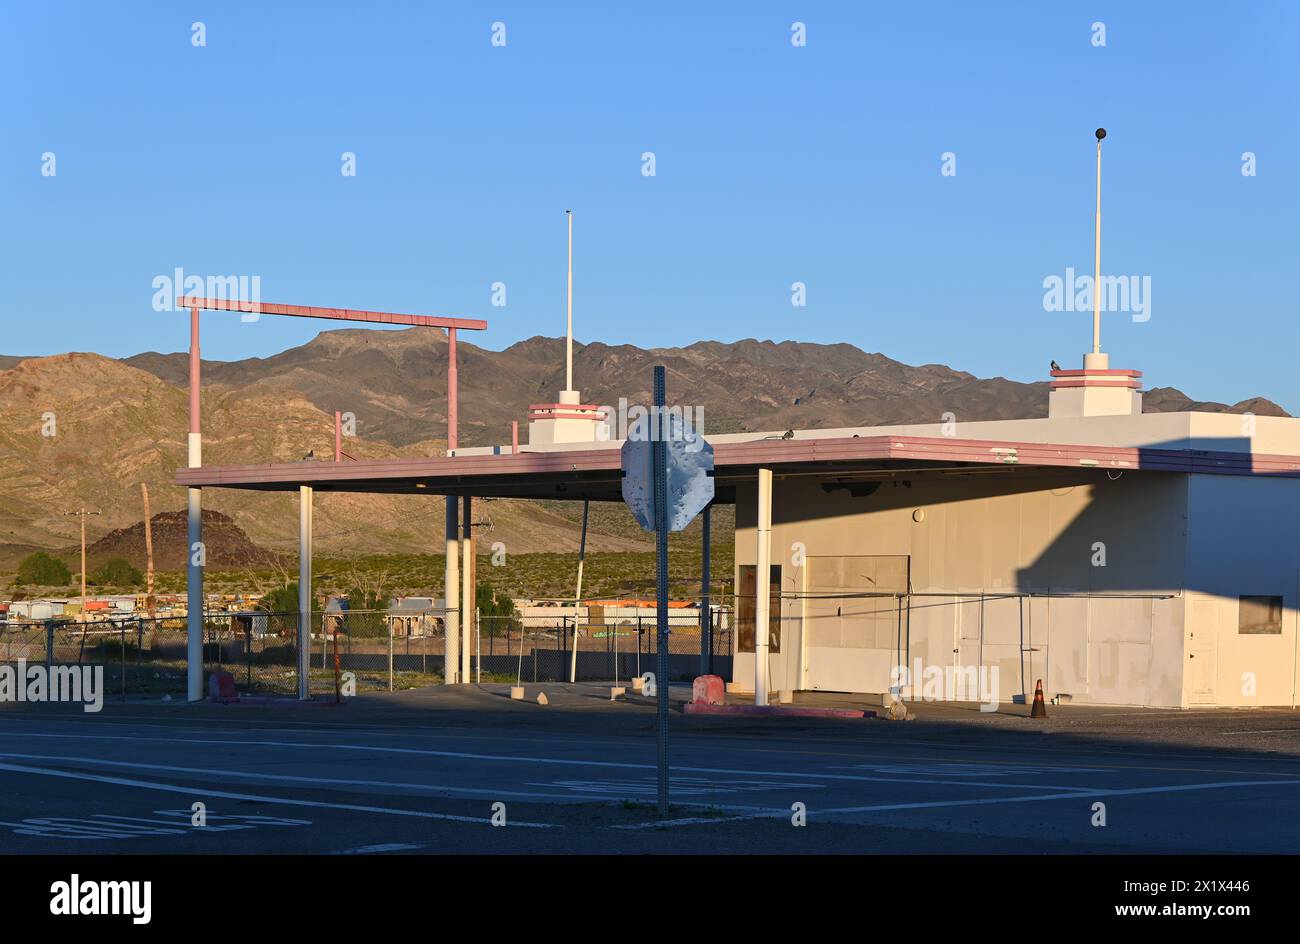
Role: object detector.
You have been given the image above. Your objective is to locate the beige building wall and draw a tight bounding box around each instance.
[733,469,1194,708]
[1183,474,1300,708]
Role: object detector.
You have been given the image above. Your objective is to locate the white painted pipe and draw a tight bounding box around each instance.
[570,499,589,683]
[461,496,473,684]
[186,481,203,702]
[444,498,459,684]
[1092,138,1103,354]
[755,468,773,707]
[298,485,312,700]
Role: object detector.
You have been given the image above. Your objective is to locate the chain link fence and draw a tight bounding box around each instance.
[2,615,214,701]
[0,605,734,700]
[477,612,733,685]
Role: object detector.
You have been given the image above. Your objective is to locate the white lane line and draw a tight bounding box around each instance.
[0,761,558,828]
[0,732,1098,793]
[331,843,425,854]
[613,777,1300,828]
[0,752,619,804]
[615,814,759,829]
[10,720,1297,780]
[0,752,774,817]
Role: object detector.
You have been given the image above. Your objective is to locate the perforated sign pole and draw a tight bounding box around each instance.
[652,365,670,818]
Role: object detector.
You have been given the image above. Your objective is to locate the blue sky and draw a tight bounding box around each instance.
[2,2,1296,408]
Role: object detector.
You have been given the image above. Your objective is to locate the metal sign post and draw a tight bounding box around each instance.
[621,366,714,818]
[651,367,670,817]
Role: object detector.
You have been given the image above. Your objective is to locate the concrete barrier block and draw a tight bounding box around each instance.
[692,674,726,705]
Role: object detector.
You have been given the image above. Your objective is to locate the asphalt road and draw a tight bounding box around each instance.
[2,684,1299,853]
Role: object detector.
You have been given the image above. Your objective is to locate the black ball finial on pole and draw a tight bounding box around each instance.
[1095,127,1107,141]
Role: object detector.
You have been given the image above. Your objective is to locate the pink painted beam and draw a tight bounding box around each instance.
[177,296,487,331]
[188,308,201,435]
[447,328,458,452]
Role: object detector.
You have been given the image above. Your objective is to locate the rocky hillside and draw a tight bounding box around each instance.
[125,331,1289,450]
[83,509,284,571]
[0,333,1286,569]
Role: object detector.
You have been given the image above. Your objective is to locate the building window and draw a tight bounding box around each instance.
[1238,595,1283,635]
[737,564,781,654]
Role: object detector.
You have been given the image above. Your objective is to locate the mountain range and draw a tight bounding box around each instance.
[0,329,1286,572]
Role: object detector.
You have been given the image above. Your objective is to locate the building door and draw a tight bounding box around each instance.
[804,555,908,693]
[737,565,781,655]
[1187,597,1219,705]
[955,595,984,702]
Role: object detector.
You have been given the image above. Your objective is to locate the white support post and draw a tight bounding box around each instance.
[755,468,773,707]
[444,498,459,684]
[569,498,589,683]
[461,495,473,685]
[186,483,203,701]
[298,485,313,700]
[186,307,204,702]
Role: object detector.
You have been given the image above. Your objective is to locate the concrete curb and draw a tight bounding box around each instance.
[205,696,343,708]
[682,703,875,720]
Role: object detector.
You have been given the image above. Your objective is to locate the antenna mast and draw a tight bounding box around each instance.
[565,209,574,393]
[1092,127,1106,354]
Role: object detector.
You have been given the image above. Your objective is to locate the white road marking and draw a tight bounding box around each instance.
[0,810,311,841]
[331,843,425,854]
[815,777,1300,815]
[0,752,774,817]
[532,776,822,796]
[614,813,758,829]
[0,817,189,839]
[0,732,1098,792]
[0,751,623,804]
[614,777,1300,828]
[0,761,557,828]
[8,718,1298,778]
[839,762,1101,778]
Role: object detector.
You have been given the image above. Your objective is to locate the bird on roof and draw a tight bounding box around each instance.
[304,449,315,460]
[781,429,795,440]
[1050,360,1061,372]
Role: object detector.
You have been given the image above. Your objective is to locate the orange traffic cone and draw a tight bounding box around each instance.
[1030,679,1047,718]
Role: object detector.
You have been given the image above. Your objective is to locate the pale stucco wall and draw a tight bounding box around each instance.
[733,468,1190,707]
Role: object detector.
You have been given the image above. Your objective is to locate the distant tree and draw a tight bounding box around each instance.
[476,583,519,637]
[91,556,142,587]
[345,587,389,611]
[16,551,71,586]
[259,582,300,615]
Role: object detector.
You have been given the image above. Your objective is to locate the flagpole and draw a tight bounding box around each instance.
[1092,127,1105,354]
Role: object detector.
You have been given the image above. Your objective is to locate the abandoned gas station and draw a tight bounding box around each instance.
[172,289,1300,711]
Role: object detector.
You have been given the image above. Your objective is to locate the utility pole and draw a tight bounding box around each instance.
[63,508,102,617]
[141,484,157,641]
